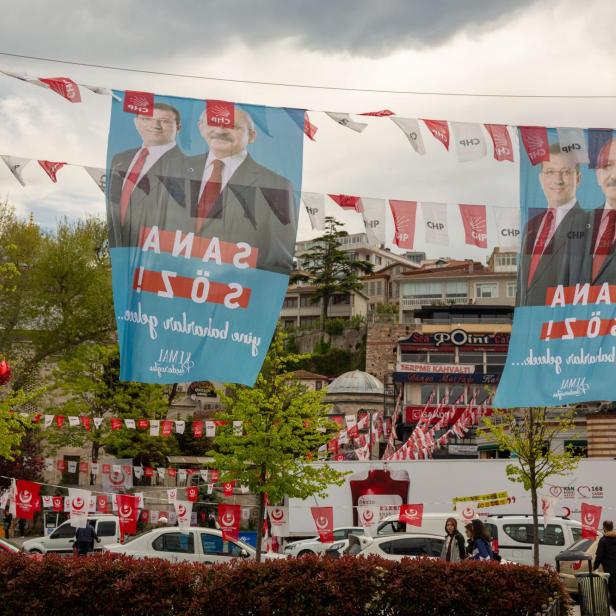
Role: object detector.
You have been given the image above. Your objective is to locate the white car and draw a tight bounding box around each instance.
[338,532,445,561]
[284,527,365,557]
[104,527,282,564]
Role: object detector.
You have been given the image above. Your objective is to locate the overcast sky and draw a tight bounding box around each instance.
[0,0,615,260]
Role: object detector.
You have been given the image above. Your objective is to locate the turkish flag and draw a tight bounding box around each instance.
[223,481,236,497]
[110,418,122,430]
[96,494,109,513]
[38,160,66,183]
[389,200,417,249]
[218,504,241,542]
[328,194,361,211]
[186,486,199,502]
[520,126,550,165]
[192,420,203,437]
[310,506,334,542]
[581,502,602,539]
[39,77,81,103]
[15,480,41,520]
[459,204,488,248]
[399,504,424,527]
[422,119,449,150]
[116,494,139,537]
[52,496,64,512]
[484,124,514,162]
[206,100,235,128]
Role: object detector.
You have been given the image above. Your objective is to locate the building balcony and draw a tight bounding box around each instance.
[400,296,471,309]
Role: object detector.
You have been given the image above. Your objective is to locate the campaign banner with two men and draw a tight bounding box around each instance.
[495,128,616,407]
[106,91,304,385]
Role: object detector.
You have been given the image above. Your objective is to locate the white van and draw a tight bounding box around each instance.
[22,515,121,554]
[377,512,458,537]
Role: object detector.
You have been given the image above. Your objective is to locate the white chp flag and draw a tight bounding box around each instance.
[205,421,216,437]
[199,470,209,482]
[233,421,243,436]
[1,155,30,187]
[206,484,214,494]
[493,207,521,250]
[338,431,349,445]
[174,500,192,530]
[451,122,487,162]
[177,469,187,483]
[345,415,357,429]
[174,420,185,434]
[83,166,106,192]
[0,70,48,89]
[149,420,160,436]
[267,506,290,537]
[302,192,326,231]
[168,511,178,525]
[357,504,380,537]
[44,415,54,429]
[81,84,121,101]
[93,417,104,430]
[541,496,557,527]
[44,458,54,472]
[157,467,166,479]
[167,488,177,503]
[360,198,387,246]
[68,488,91,528]
[90,463,99,476]
[355,444,370,461]
[421,202,449,245]
[67,461,77,473]
[325,112,368,133]
[389,117,426,154]
[557,127,589,164]
[124,418,136,430]
[68,416,80,427]
[150,511,160,524]
[133,466,144,479]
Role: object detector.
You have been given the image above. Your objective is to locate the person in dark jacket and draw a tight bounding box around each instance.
[2,509,12,538]
[464,522,474,558]
[594,520,616,609]
[470,519,492,561]
[75,523,100,556]
[441,517,466,562]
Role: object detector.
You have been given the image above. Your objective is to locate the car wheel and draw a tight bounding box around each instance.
[297,550,314,557]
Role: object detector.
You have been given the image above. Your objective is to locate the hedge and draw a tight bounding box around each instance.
[0,553,570,616]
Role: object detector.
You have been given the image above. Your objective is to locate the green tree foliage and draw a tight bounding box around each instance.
[209,330,347,560]
[479,407,582,566]
[0,388,36,460]
[291,217,373,332]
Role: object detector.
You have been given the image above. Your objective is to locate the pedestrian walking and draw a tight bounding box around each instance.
[74,523,100,556]
[594,519,616,609]
[441,517,466,562]
[17,518,26,537]
[464,522,474,557]
[2,509,12,538]
[469,519,493,561]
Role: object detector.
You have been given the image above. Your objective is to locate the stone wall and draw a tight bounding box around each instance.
[290,328,364,354]
[586,412,616,458]
[365,323,413,382]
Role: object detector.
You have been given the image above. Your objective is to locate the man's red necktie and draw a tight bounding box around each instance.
[119,147,149,225]
[592,210,616,281]
[527,209,555,287]
[196,159,224,233]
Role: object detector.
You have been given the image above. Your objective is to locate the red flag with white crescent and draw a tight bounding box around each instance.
[422,119,449,150]
[96,494,109,513]
[38,77,81,103]
[389,200,417,249]
[485,124,514,162]
[459,204,488,248]
[581,502,602,539]
[519,126,550,165]
[219,503,241,542]
[223,480,236,496]
[186,486,199,502]
[116,494,139,537]
[310,506,334,542]
[15,480,40,520]
[399,504,424,527]
[267,506,289,537]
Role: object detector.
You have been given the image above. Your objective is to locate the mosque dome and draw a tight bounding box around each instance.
[327,370,384,395]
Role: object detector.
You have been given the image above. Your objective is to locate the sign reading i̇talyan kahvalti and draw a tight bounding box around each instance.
[495,127,616,407]
[106,92,305,384]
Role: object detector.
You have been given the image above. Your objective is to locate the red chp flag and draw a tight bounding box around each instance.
[15,480,41,520]
[123,90,154,116]
[328,194,361,212]
[581,502,602,539]
[116,494,139,537]
[218,504,241,542]
[399,504,424,527]
[186,486,199,502]
[303,113,318,141]
[422,119,449,150]
[520,126,550,165]
[459,204,488,248]
[39,77,81,103]
[110,418,122,430]
[389,200,417,249]
[192,420,203,438]
[484,124,514,162]
[161,420,173,436]
[310,506,334,543]
[206,100,235,127]
[38,161,66,183]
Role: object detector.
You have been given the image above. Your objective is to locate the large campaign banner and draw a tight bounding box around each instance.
[495,128,616,406]
[106,92,304,384]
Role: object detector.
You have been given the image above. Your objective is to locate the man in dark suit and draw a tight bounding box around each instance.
[184,106,297,275]
[107,102,187,247]
[583,138,616,286]
[517,144,588,306]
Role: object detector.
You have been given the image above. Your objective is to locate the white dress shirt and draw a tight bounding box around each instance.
[533,198,577,256]
[198,151,247,199]
[123,141,176,187]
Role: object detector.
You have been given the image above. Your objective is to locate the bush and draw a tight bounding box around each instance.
[0,553,569,616]
[324,318,346,336]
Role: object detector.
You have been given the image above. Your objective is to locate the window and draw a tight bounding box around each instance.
[506,281,517,298]
[404,282,444,300]
[486,353,508,373]
[445,281,468,299]
[97,521,116,537]
[427,353,455,364]
[315,381,323,391]
[496,253,518,267]
[282,297,298,309]
[374,256,382,266]
[570,528,583,545]
[475,283,498,299]
[502,524,564,546]
[458,352,484,370]
[153,532,195,554]
[402,353,428,363]
[200,533,244,556]
[50,523,76,539]
[331,294,350,305]
[379,537,443,557]
[300,296,315,307]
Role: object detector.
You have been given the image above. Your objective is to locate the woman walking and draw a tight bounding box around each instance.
[441,517,466,562]
[469,519,493,561]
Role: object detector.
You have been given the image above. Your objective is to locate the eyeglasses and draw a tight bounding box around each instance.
[541,168,576,178]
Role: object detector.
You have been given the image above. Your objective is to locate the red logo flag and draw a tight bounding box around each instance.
[327,438,339,454]
[581,502,602,539]
[389,200,417,249]
[186,486,199,502]
[123,91,154,116]
[80,416,91,431]
[399,503,424,527]
[96,494,109,513]
[459,204,488,248]
[102,463,110,474]
[310,506,334,542]
[484,124,514,162]
[38,160,66,183]
[110,418,122,430]
[422,119,450,150]
[144,466,154,477]
[210,469,220,483]
[38,77,81,103]
[79,461,89,474]
[167,467,177,477]
[219,504,241,542]
[161,420,173,436]
[55,415,65,428]
[348,425,359,439]
[15,480,41,520]
[192,420,203,437]
[328,194,361,211]
[140,509,150,523]
[116,493,139,536]
[520,126,550,165]
[206,100,235,127]
[359,109,395,116]
[223,481,236,497]
[56,459,66,471]
[137,419,149,430]
[303,113,318,141]
[52,496,64,512]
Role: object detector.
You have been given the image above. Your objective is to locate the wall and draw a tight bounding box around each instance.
[365,323,412,382]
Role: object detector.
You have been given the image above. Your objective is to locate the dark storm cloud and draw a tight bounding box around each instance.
[0,0,539,65]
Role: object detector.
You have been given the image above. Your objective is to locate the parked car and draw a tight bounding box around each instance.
[105,527,282,564]
[284,527,365,557]
[335,532,445,561]
[556,536,602,596]
[22,515,121,554]
[0,538,20,554]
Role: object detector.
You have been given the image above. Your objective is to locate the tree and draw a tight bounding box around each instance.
[291,217,373,333]
[479,407,582,566]
[0,389,31,460]
[209,330,347,561]
[0,429,45,491]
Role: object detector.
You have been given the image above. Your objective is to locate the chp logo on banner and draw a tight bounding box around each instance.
[421,202,449,245]
[398,504,424,527]
[174,500,193,530]
[218,504,241,542]
[266,506,289,537]
[15,480,41,520]
[357,504,380,537]
[581,502,602,539]
[459,204,488,248]
[310,506,334,543]
[484,124,514,162]
[116,494,139,537]
[39,77,81,103]
[360,198,387,246]
[68,488,91,528]
[106,93,304,387]
[389,200,417,250]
